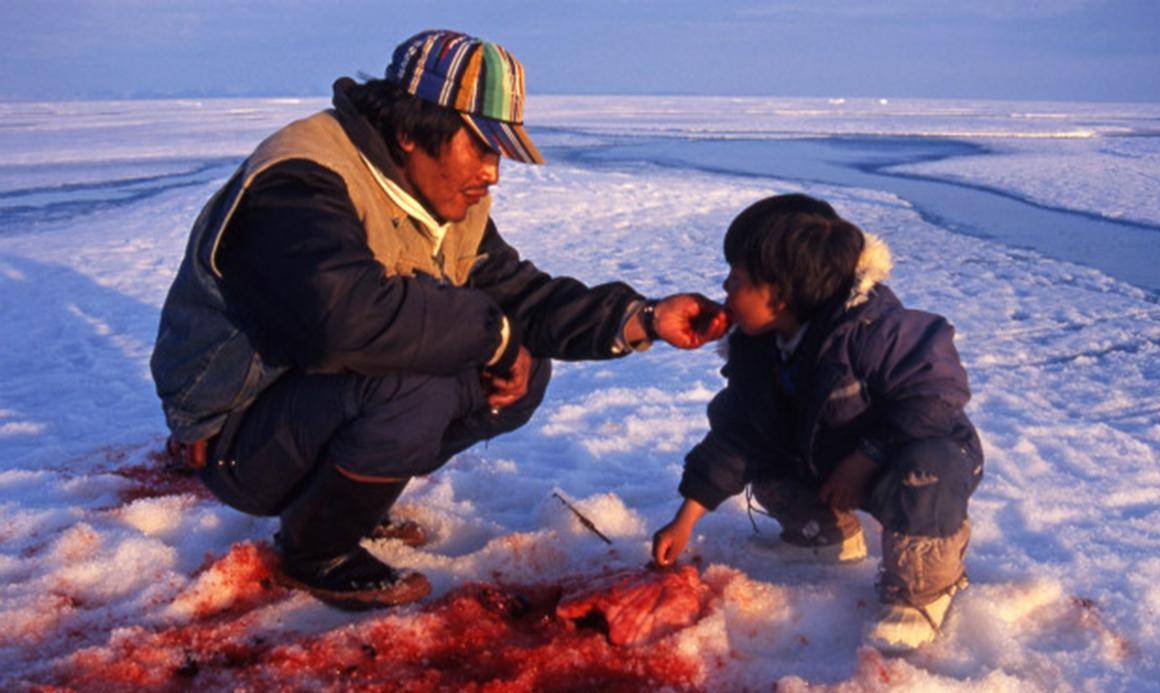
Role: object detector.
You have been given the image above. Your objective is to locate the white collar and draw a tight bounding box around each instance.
[358,152,450,252]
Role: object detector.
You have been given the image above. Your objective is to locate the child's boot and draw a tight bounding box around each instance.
[866,520,970,652]
[749,479,867,564]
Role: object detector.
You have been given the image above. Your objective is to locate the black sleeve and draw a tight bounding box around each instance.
[216,160,505,376]
[468,221,643,361]
[679,385,756,510]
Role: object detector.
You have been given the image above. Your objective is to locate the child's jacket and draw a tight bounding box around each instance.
[680,235,983,511]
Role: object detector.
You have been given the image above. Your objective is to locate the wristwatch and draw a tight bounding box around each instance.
[640,299,660,342]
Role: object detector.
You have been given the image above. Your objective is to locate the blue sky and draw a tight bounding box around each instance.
[2,0,1158,102]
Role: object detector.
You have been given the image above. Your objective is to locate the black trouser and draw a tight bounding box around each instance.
[753,437,982,604]
[201,358,552,517]
[755,437,982,541]
[864,437,982,537]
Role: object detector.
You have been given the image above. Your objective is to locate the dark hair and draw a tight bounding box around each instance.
[723,193,864,321]
[345,78,464,163]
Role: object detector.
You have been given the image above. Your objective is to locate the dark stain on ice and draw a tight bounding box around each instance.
[0,157,238,230]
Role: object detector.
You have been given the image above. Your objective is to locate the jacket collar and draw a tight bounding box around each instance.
[773,231,898,363]
[330,77,420,201]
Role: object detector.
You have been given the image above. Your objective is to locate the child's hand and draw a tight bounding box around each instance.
[652,521,693,566]
[652,498,708,566]
[819,449,880,511]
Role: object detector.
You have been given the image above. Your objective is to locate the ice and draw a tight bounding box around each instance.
[890,136,1160,227]
[1,96,1158,688]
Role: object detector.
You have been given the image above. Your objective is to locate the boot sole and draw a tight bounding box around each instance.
[275,569,432,610]
[368,520,429,548]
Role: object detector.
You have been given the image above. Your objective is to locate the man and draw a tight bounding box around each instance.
[151,30,727,608]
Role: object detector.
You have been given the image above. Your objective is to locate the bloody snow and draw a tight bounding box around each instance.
[37,533,708,690]
[1,97,1158,690]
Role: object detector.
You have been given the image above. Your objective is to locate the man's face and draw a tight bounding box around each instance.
[399,126,500,223]
[723,264,793,336]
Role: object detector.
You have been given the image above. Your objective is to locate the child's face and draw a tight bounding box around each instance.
[723,264,793,336]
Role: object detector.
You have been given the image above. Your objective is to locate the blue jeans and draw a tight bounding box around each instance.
[201,358,551,516]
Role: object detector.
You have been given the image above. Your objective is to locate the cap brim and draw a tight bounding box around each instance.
[461,113,544,165]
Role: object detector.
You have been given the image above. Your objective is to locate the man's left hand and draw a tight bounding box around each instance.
[483,346,532,410]
[654,293,730,349]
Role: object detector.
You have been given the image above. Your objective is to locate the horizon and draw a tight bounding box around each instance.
[2,1,1158,104]
[5,91,1160,107]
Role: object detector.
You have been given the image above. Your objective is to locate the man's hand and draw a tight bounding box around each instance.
[653,293,730,349]
[483,346,532,410]
[819,449,881,511]
[652,498,708,566]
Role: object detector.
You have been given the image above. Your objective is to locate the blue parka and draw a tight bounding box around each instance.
[679,235,983,512]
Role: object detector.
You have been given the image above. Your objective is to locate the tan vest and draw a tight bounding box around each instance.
[207,110,491,286]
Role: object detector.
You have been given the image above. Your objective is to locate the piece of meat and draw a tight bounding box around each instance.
[556,565,709,646]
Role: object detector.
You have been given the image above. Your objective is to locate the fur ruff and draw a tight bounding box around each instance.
[847,231,893,309]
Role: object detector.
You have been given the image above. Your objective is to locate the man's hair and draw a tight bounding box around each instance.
[345,78,464,163]
[723,194,865,321]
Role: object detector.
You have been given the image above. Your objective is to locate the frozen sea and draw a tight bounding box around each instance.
[1,96,1158,689]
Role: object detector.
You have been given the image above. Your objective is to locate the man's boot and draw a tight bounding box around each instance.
[363,477,428,547]
[277,463,431,609]
[369,518,429,547]
[866,520,971,652]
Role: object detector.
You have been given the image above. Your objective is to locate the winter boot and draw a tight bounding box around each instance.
[361,476,429,547]
[748,522,868,563]
[866,520,971,652]
[749,479,868,564]
[368,518,429,547]
[277,463,430,609]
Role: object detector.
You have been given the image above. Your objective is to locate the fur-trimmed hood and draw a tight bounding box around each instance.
[846,231,893,310]
[716,231,894,359]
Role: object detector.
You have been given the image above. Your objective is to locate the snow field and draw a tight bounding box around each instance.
[0,98,1157,689]
[529,95,1160,227]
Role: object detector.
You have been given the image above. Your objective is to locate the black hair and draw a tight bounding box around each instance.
[723,193,865,321]
[344,78,465,164]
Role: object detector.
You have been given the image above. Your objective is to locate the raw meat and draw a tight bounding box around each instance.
[556,565,710,646]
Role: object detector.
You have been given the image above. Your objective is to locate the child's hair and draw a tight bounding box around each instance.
[723,194,865,321]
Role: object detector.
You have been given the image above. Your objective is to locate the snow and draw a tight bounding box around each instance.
[890,136,1160,228]
[1,96,1158,689]
[531,95,1160,228]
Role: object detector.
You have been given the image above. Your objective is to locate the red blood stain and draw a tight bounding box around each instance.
[33,546,710,691]
[109,449,214,504]
[180,542,288,621]
[854,648,896,686]
[1068,595,1135,660]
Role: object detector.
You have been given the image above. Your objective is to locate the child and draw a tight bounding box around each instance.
[652,194,983,652]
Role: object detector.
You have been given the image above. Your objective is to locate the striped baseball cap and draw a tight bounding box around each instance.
[386,30,544,165]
